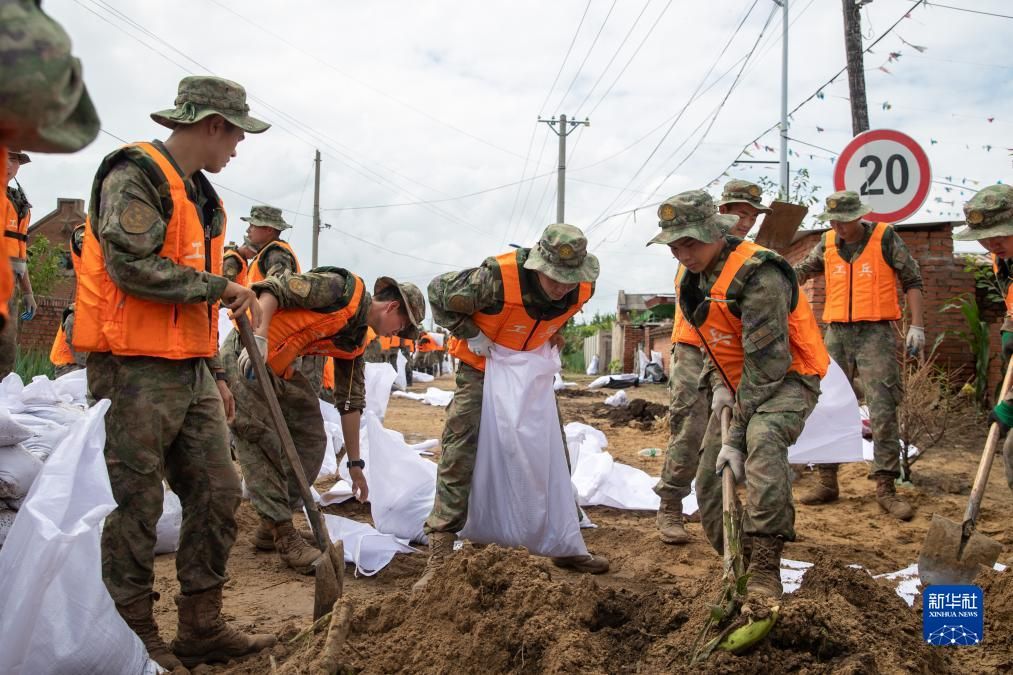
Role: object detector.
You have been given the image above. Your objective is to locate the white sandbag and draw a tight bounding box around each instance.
[412,370,435,383]
[0,444,43,500]
[637,349,649,378]
[393,351,408,391]
[317,400,342,481]
[52,369,88,406]
[154,487,183,555]
[651,350,663,365]
[604,390,628,407]
[460,344,587,558]
[586,354,599,376]
[218,307,233,348]
[21,375,72,406]
[364,412,437,544]
[0,372,25,410]
[6,496,25,511]
[0,507,15,547]
[423,387,453,407]
[587,373,638,389]
[0,406,32,446]
[365,362,398,419]
[409,439,439,455]
[787,359,864,464]
[0,400,154,675]
[322,513,416,576]
[392,390,425,402]
[319,479,353,506]
[11,413,73,462]
[553,373,577,391]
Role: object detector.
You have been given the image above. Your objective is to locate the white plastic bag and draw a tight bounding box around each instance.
[0,400,153,675]
[365,362,398,419]
[322,513,416,576]
[0,406,32,446]
[412,370,435,383]
[460,345,588,558]
[0,444,43,499]
[787,359,864,464]
[154,487,182,555]
[586,354,599,376]
[604,390,628,407]
[393,351,408,391]
[52,369,88,406]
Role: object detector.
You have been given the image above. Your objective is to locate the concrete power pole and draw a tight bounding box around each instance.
[538,114,589,223]
[777,0,789,196]
[311,149,321,268]
[842,0,871,135]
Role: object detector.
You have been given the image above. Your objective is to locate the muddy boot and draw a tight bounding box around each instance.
[798,464,839,505]
[116,593,188,673]
[273,520,322,574]
[253,516,315,551]
[171,588,276,667]
[412,531,456,594]
[745,535,784,601]
[551,553,610,574]
[656,497,691,544]
[875,476,914,521]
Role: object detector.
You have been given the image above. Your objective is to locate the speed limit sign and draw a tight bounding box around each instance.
[833,129,931,223]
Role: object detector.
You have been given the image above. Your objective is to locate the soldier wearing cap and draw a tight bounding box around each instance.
[0,150,37,378]
[223,237,258,286]
[650,190,829,605]
[243,205,300,285]
[655,180,770,544]
[414,223,609,592]
[72,75,274,670]
[955,184,1013,494]
[223,267,425,573]
[793,191,924,520]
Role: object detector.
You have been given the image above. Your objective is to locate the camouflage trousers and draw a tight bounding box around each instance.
[696,374,820,554]
[0,293,18,379]
[222,331,327,524]
[424,362,573,535]
[825,321,902,478]
[654,342,708,501]
[88,352,240,606]
[54,363,83,378]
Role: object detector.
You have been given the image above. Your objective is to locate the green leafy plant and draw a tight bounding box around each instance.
[608,359,621,374]
[943,293,991,410]
[26,235,63,297]
[961,254,1006,309]
[755,168,821,208]
[15,348,54,381]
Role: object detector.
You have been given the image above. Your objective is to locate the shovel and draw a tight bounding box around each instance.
[754,200,808,253]
[917,356,1012,587]
[236,313,344,619]
[719,407,744,584]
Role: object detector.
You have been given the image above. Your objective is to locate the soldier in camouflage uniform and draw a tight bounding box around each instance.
[793,191,924,521]
[243,205,297,280]
[363,330,384,362]
[650,190,828,604]
[0,150,37,378]
[222,237,257,283]
[656,180,770,545]
[413,223,609,593]
[224,267,424,573]
[955,185,1013,494]
[79,76,275,670]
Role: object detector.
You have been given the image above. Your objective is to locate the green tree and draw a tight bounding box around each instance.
[26,235,63,297]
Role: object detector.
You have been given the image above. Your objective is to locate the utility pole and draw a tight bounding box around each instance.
[311,149,321,267]
[777,0,789,196]
[538,114,589,223]
[842,0,871,136]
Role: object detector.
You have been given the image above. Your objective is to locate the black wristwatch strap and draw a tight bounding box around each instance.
[347,459,365,469]
[213,371,228,382]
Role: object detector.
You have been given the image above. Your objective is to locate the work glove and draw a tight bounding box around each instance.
[990,400,1013,436]
[715,444,746,484]
[710,383,733,415]
[20,293,36,321]
[467,332,494,357]
[237,335,268,380]
[905,325,925,357]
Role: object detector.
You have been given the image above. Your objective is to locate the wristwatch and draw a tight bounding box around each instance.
[213,371,228,382]
[347,459,366,469]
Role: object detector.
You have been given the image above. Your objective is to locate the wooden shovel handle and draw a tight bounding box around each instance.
[963,352,1013,532]
[720,407,737,573]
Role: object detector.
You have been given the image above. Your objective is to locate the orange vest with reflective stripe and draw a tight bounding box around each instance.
[450,250,593,372]
[0,152,12,326]
[49,324,75,367]
[2,187,29,260]
[224,249,248,287]
[265,274,367,377]
[73,142,224,358]
[247,239,299,285]
[822,222,902,323]
[684,240,829,392]
[671,266,702,347]
[992,254,1013,319]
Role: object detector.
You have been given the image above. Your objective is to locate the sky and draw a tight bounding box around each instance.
[20,0,1013,322]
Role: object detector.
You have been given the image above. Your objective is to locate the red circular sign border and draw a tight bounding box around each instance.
[832,129,932,223]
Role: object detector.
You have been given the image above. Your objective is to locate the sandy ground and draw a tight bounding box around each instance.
[148,371,1013,673]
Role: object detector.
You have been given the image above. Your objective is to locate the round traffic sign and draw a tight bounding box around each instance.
[833,129,931,223]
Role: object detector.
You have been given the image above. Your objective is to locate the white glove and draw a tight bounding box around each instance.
[711,383,733,414]
[238,335,268,380]
[905,325,925,354]
[715,444,746,483]
[467,332,494,357]
[20,293,36,321]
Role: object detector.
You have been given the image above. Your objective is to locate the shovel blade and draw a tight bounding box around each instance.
[754,201,808,253]
[917,514,1002,587]
[312,542,341,620]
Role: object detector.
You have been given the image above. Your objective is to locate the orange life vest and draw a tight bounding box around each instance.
[70,223,84,273]
[380,335,415,351]
[681,239,829,392]
[223,249,248,286]
[49,323,75,367]
[822,222,902,323]
[265,273,367,378]
[417,333,442,352]
[247,239,300,285]
[322,357,335,390]
[671,266,702,347]
[0,151,12,326]
[73,142,225,358]
[449,250,593,372]
[992,254,1013,319]
[2,185,30,260]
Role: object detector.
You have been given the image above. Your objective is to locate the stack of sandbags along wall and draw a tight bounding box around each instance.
[0,410,44,546]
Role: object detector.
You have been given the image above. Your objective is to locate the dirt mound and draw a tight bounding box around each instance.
[960,569,1013,672]
[592,398,668,428]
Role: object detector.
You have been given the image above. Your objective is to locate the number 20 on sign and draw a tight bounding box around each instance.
[833,129,932,224]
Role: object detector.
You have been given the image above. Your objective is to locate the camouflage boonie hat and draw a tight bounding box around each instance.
[523,223,600,284]
[816,190,872,222]
[150,76,270,134]
[954,185,1013,241]
[647,190,738,246]
[7,151,30,165]
[0,0,100,153]
[716,179,771,214]
[374,278,426,341]
[240,205,291,231]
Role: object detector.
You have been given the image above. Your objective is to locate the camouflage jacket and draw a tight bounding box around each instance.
[222,254,245,283]
[429,248,592,339]
[251,240,298,280]
[253,267,371,413]
[793,223,923,292]
[695,243,821,450]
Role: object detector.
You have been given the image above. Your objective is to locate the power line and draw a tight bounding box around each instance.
[554,0,619,111]
[924,1,1013,20]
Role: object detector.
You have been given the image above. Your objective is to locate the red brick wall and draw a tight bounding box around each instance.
[16,295,69,353]
[621,324,641,373]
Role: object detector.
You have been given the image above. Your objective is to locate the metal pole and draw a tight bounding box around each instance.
[312,149,321,267]
[556,114,567,223]
[779,0,789,197]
